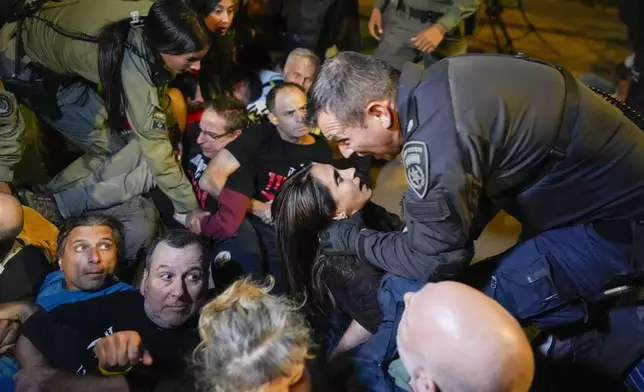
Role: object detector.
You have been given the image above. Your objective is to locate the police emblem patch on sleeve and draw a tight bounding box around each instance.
[151,110,167,131]
[402,141,429,199]
[0,94,14,118]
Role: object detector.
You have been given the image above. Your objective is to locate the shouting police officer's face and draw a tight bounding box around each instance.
[316,101,403,160]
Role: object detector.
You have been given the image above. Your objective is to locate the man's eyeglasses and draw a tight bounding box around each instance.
[200,130,235,141]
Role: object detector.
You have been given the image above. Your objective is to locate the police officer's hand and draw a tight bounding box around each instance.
[93,331,153,371]
[369,8,384,41]
[412,24,446,53]
[318,219,361,256]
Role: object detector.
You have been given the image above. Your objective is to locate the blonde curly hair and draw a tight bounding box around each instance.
[192,278,313,392]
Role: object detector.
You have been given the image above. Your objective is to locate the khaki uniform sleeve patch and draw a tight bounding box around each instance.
[151,110,166,132]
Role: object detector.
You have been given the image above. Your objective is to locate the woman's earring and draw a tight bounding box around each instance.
[334,211,348,221]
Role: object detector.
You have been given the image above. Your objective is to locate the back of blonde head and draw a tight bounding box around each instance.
[193,278,313,392]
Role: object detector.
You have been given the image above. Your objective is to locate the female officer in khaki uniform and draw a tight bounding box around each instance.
[0,0,210,218]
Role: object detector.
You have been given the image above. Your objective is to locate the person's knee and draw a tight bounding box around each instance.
[111,197,160,261]
[130,197,160,249]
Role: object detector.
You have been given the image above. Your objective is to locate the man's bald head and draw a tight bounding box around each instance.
[0,193,24,259]
[397,281,534,392]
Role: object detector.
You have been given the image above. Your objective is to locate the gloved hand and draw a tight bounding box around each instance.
[318,219,361,256]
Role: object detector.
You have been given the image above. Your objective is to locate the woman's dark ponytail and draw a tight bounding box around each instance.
[98,19,132,132]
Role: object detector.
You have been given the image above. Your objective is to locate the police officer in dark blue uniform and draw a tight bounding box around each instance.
[306,51,644,375]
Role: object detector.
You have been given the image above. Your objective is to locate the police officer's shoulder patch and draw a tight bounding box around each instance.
[0,93,15,118]
[151,110,166,132]
[402,141,429,199]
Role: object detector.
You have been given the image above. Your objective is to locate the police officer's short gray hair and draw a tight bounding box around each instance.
[307,51,399,127]
[285,48,320,71]
[193,278,313,391]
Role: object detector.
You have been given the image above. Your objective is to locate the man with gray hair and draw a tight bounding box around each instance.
[283,48,320,93]
[307,51,644,374]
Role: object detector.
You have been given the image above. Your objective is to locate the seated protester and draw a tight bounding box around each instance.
[0,194,51,303]
[188,0,255,103]
[272,164,401,357]
[199,83,333,294]
[151,98,267,289]
[35,215,135,310]
[395,282,535,392]
[14,230,207,391]
[283,48,320,93]
[165,0,250,146]
[192,278,314,392]
[17,186,159,268]
[0,214,134,390]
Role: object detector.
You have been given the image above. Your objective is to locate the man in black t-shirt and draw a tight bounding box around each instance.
[14,230,208,391]
[159,98,256,240]
[175,99,270,289]
[199,83,333,293]
[200,82,332,221]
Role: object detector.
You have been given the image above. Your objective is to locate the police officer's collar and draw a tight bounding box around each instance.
[397,62,430,140]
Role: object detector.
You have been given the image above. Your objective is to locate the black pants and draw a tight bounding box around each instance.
[248,216,289,294]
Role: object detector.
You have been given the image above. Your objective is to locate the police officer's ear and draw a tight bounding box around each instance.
[366,100,395,130]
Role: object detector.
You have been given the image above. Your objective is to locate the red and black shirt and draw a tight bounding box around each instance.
[225,123,333,203]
